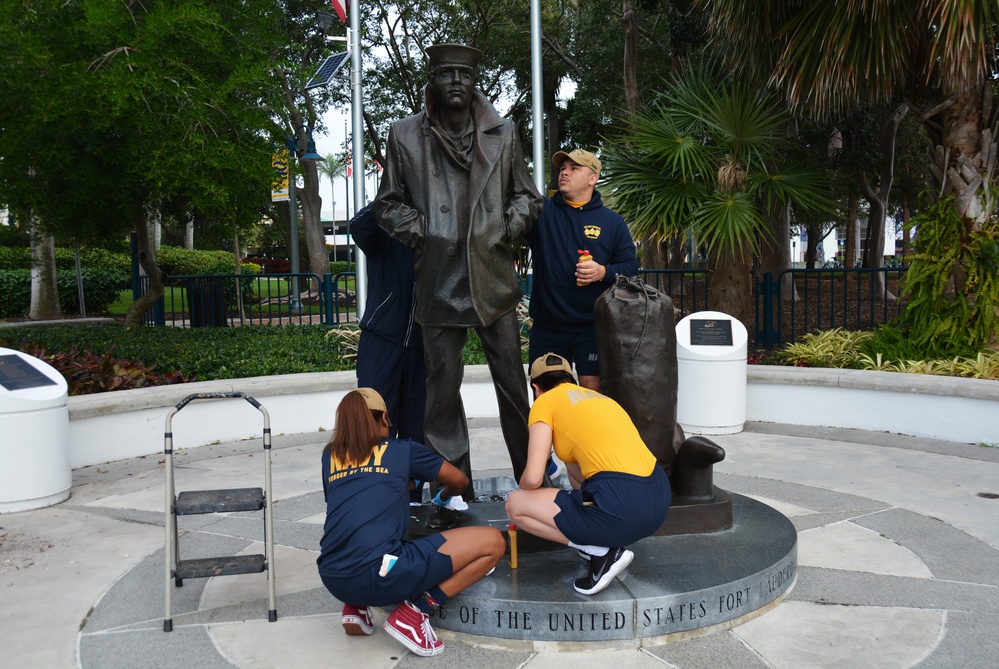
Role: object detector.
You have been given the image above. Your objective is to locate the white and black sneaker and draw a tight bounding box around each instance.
[573,548,633,595]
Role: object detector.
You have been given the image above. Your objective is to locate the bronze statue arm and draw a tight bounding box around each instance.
[373,125,425,248]
[503,129,543,241]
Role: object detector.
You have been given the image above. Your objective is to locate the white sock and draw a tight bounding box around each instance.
[568,542,608,557]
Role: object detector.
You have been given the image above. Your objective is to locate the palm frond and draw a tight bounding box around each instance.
[746,167,834,216]
[928,0,999,87]
[617,107,714,180]
[692,191,766,256]
[602,63,828,259]
[781,2,914,116]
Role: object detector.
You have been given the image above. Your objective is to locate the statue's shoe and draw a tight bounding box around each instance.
[426,506,459,530]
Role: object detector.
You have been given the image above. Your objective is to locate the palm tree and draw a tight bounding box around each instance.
[601,69,830,327]
[701,0,998,224]
[315,155,349,269]
[701,0,999,348]
[316,155,347,222]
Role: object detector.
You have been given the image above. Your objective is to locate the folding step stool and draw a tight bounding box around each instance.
[163,392,277,632]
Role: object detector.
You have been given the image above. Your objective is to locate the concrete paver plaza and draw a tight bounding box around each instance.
[2,420,998,668]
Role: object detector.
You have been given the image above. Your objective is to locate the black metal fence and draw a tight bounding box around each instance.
[637,268,711,319]
[755,267,908,347]
[135,265,908,349]
[135,272,358,327]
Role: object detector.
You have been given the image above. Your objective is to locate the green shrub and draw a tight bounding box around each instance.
[329,261,350,275]
[199,261,263,303]
[0,245,131,273]
[0,322,515,390]
[157,246,234,275]
[0,269,31,316]
[0,323,349,382]
[0,246,31,270]
[202,259,263,276]
[859,325,938,362]
[72,248,131,274]
[156,247,264,278]
[896,196,999,357]
[777,327,999,379]
[0,268,128,318]
[779,328,873,368]
[58,268,130,314]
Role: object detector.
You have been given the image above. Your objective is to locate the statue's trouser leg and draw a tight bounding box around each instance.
[421,326,473,499]
[475,310,531,483]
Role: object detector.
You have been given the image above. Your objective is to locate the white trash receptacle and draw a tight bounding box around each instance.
[0,347,71,513]
[675,311,748,435]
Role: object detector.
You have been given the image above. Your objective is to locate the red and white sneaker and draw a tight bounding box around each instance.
[383,601,444,656]
[341,603,374,636]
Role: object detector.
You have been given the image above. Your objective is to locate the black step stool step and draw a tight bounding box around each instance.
[175,554,266,580]
[175,488,264,515]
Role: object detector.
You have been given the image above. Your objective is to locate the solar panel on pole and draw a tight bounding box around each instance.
[306,52,349,90]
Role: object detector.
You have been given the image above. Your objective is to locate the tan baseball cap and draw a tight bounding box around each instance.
[530,353,573,380]
[551,149,601,176]
[355,387,389,422]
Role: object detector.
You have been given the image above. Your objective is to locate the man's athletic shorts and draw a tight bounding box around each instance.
[529,325,599,377]
[320,533,453,606]
[554,467,670,547]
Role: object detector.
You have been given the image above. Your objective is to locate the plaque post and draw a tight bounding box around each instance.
[0,348,72,513]
[675,312,748,435]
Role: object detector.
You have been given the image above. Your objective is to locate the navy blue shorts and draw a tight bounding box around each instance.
[554,467,670,547]
[529,325,599,377]
[320,533,453,607]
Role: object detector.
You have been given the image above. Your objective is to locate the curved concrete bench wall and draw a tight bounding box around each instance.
[67,365,999,468]
[748,366,999,445]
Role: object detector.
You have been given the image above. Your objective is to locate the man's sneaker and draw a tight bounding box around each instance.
[341,603,374,636]
[383,601,444,656]
[573,548,634,595]
[577,549,592,564]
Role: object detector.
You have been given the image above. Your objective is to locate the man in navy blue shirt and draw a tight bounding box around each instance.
[527,149,639,390]
[351,205,428,503]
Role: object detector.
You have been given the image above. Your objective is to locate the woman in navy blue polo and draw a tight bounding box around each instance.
[317,388,503,657]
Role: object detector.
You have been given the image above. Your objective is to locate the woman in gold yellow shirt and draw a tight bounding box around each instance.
[506,353,670,595]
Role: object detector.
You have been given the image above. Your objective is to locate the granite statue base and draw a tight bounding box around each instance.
[408,483,796,643]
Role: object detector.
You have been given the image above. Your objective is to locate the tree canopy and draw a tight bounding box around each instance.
[700,0,999,221]
[0,0,286,242]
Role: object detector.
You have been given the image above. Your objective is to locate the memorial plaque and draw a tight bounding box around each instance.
[690,319,733,346]
[0,354,57,391]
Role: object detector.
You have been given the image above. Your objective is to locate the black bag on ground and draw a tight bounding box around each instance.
[594,275,682,475]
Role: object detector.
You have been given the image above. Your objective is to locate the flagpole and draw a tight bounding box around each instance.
[349,1,367,318]
[344,120,351,272]
[530,0,545,192]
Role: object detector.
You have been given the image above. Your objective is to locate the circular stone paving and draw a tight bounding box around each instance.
[71,431,999,668]
[424,493,796,642]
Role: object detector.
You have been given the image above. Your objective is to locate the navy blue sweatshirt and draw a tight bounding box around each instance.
[526,190,638,331]
[351,206,422,348]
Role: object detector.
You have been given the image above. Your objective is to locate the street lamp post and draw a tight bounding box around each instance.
[286,126,323,315]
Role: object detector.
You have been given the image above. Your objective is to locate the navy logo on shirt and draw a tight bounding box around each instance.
[567,387,604,405]
[584,225,601,239]
[328,441,391,482]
